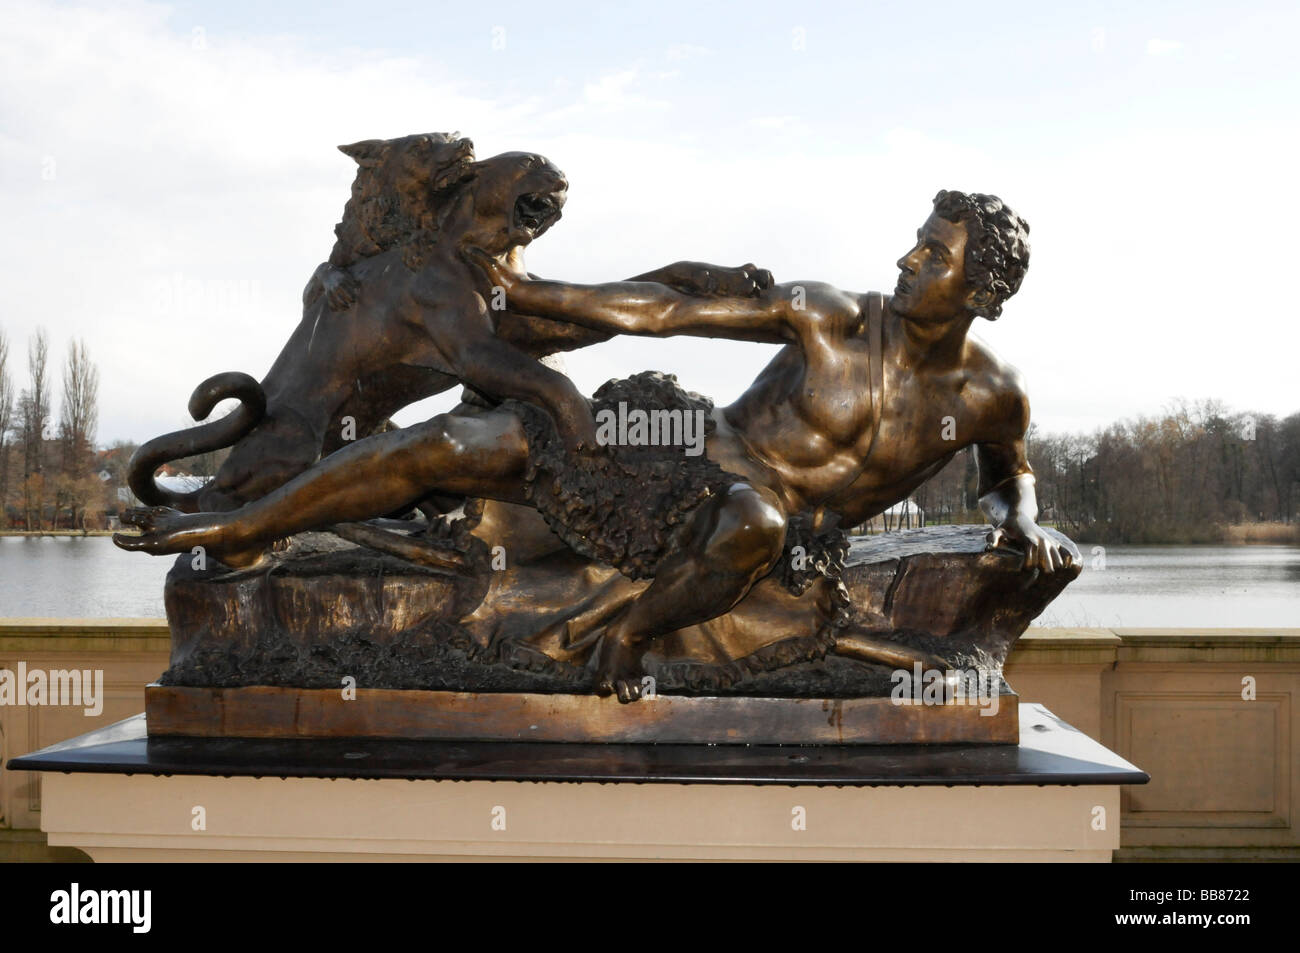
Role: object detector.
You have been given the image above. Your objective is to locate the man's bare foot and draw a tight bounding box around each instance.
[113,506,266,569]
[592,629,648,704]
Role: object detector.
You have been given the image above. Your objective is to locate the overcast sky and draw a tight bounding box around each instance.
[2,0,1297,445]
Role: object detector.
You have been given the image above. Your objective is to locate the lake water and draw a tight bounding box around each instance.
[0,536,1296,627]
[1036,544,1299,628]
[0,536,171,618]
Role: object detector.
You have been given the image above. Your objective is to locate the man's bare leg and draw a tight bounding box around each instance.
[592,482,788,702]
[115,410,531,566]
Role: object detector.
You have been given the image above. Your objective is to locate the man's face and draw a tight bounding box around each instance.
[893,212,977,321]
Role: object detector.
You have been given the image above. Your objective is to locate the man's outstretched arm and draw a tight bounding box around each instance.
[623,261,773,299]
[468,248,797,345]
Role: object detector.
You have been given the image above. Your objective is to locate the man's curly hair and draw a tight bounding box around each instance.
[931,190,1030,320]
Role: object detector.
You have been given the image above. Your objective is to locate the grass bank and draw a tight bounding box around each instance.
[1221,522,1300,545]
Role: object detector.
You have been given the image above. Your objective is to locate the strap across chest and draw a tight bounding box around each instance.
[865,291,886,458]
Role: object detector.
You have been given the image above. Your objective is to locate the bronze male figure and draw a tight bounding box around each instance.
[117,190,1070,701]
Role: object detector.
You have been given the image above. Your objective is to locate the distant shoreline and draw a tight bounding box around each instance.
[0,530,117,537]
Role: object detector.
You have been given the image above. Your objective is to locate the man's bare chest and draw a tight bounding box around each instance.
[862,365,985,480]
[792,336,876,445]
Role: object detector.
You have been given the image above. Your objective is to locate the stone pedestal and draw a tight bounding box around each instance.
[12,704,1146,862]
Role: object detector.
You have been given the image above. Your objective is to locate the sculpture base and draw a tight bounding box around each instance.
[159,526,1081,699]
[11,705,1147,861]
[144,683,1020,744]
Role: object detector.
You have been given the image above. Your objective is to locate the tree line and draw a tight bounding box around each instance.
[912,400,1300,543]
[0,326,106,530]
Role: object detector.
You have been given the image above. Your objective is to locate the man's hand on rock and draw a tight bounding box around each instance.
[987,515,1072,573]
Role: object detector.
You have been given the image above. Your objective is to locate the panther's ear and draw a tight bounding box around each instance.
[434,135,475,162]
[429,137,479,193]
[338,139,389,167]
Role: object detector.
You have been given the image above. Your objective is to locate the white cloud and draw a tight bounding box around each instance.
[584,68,638,105]
[580,67,668,111]
[2,1,1295,449]
[1146,38,1183,56]
[748,115,801,130]
[666,43,710,61]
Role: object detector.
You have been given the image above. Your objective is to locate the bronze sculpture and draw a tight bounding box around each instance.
[116,135,1075,725]
[127,133,771,512]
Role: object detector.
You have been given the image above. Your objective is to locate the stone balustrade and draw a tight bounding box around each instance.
[2,620,1297,861]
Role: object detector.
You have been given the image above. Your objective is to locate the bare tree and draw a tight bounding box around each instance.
[19,328,50,530]
[56,339,101,529]
[0,328,13,524]
[60,338,99,462]
[54,338,101,527]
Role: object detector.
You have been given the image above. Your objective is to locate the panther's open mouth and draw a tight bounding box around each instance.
[513,190,564,239]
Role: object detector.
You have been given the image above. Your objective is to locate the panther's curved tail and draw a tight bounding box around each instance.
[127,372,267,513]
